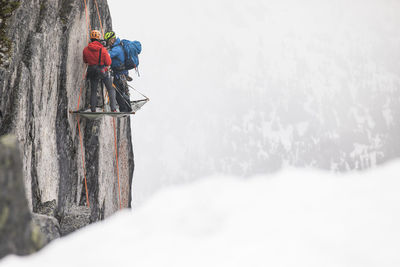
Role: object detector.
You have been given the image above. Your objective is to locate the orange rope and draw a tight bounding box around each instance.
[83,0,91,42]
[73,68,87,149]
[94,0,104,37]
[112,118,122,209]
[76,0,123,210]
[78,0,90,113]
[76,66,88,111]
[74,0,91,208]
[94,3,123,209]
[78,117,90,207]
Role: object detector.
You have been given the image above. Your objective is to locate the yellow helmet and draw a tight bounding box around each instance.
[90,30,101,40]
[104,31,116,41]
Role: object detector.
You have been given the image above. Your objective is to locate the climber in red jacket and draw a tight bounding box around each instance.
[83,30,117,112]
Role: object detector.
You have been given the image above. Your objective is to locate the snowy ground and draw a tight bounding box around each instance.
[3,161,400,266]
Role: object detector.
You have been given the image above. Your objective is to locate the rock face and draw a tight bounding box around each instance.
[0,0,134,255]
[31,213,61,245]
[0,135,45,258]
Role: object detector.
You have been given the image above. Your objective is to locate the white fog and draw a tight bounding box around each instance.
[108,0,400,205]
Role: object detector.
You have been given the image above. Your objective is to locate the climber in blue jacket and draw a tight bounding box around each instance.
[105,31,141,81]
[107,37,130,79]
[104,31,141,112]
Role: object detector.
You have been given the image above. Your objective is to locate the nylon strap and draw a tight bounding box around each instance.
[98,47,102,66]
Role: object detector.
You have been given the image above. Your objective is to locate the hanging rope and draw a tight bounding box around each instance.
[83,0,91,42]
[127,83,149,100]
[73,0,129,209]
[77,117,90,207]
[112,118,122,209]
[74,65,89,208]
[76,66,88,111]
[73,0,92,207]
[93,0,123,209]
[112,83,132,108]
[78,0,91,112]
[93,0,104,37]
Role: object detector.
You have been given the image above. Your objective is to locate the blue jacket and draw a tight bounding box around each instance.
[109,38,126,72]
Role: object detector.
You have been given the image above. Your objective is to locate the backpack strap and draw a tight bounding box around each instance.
[98,48,102,66]
[120,42,128,66]
[120,41,137,69]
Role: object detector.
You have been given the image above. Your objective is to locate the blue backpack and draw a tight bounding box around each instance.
[120,40,142,70]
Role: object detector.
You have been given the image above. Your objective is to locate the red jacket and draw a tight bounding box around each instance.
[82,41,112,66]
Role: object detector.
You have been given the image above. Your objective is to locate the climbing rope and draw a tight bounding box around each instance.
[112,83,132,108]
[74,0,123,209]
[83,0,91,42]
[112,117,122,209]
[77,117,90,207]
[73,0,92,207]
[127,83,149,100]
[93,0,123,209]
[94,0,104,37]
[76,66,88,111]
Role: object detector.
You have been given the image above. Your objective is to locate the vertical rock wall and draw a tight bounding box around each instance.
[0,0,134,231]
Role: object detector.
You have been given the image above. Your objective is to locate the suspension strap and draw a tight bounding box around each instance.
[127,83,149,100]
[112,83,132,108]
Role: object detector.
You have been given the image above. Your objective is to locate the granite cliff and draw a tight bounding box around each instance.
[0,0,134,257]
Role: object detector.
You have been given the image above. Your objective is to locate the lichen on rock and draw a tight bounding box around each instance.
[0,0,20,66]
[0,134,45,258]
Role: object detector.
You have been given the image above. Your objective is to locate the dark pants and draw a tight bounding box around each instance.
[113,75,132,112]
[87,66,117,112]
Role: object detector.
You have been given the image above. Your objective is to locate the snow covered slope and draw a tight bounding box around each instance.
[109,0,400,204]
[3,161,400,266]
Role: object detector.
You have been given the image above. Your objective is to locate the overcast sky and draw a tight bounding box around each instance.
[108,0,400,207]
